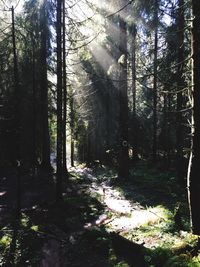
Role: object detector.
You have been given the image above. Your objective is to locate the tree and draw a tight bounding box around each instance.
[11,5,20,164]
[187,0,200,235]
[56,0,63,201]
[70,91,75,167]
[62,0,68,175]
[31,29,37,175]
[118,0,129,179]
[39,0,51,170]
[11,5,21,218]
[152,0,158,162]
[131,23,137,117]
[130,23,139,160]
[176,0,185,181]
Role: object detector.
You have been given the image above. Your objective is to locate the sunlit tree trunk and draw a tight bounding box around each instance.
[118,1,129,180]
[187,0,200,235]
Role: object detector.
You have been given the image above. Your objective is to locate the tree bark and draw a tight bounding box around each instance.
[105,77,110,152]
[131,24,137,116]
[176,0,184,181]
[187,0,200,235]
[152,0,158,162]
[31,34,37,175]
[40,1,51,170]
[62,0,68,176]
[188,0,200,235]
[11,6,21,218]
[86,120,92,166]
[12,6,20,162]
[131,23,138,160]
[56,0,63,201]
[70,95,75,167]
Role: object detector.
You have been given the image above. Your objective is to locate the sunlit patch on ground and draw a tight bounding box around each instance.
[107,206,167,232]
[71,167,169,234]
[0,191,6,196]
[66,166,200,266]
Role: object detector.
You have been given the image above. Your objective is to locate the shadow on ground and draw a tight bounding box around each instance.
[0,163,199,266]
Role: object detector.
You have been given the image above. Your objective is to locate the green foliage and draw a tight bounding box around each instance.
[0,230,12,266]
[144,243,200,266]
[31,225,39,232]
[0,232,11,266]
[109,248,129,267]
[0,234,12,248]
[164,255,200,267]
[0,219,44,266]
[147,247,173,266]
[127,162,187,209]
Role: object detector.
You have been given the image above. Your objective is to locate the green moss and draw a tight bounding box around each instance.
[30,225,39,232]
[0,234,11,248]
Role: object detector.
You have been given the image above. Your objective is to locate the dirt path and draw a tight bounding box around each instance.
[70,167,167,245]
[40,166,160,266]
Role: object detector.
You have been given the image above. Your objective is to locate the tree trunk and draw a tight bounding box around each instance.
[187,0,200,235]
[131,23,138,160]
[11,6,21,218]
[118,3,129,180]
[162,92,167,160]
[131,23,137,116]
[86,120,92,166]
[56,0,63,202]
[12,6,20,163]
[176,0,185,181]
[105,77,110,152]
[70,95,75,167]
[40,1,51,170]
[31,34,37,175]
[167,93,172,166]
[62,0,68,176]
[152,0,158,162]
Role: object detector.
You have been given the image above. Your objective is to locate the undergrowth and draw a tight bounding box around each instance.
[0,161,199,266]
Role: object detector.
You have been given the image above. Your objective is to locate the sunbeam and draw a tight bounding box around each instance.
[89,40,116,72]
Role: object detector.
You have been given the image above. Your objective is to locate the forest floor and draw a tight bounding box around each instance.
[0,161,200,266]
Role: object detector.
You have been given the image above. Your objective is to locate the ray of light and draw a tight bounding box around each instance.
[89,40,117,72]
